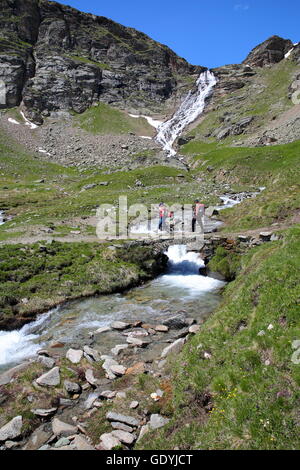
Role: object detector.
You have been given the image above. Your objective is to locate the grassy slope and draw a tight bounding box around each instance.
[138,225,300,450]
[0,241,165,329]
[75,102,154,136]
[183,140,300,231]
[0,126,222,240]
[188,58,298,145]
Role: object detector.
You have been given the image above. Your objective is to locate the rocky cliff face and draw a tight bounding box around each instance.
[0,0,202,123]
[243,35,293,67]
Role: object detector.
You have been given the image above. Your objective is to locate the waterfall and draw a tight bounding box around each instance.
[156,70,217,156]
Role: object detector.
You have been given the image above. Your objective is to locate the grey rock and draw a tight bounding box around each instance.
[0,416,23,441]
[85,369,98,386]
[109,364,126,376]
[64,380,82,395]
[99,433,121,450]
[161,338,185,358]
[55,437,70,448]
[106,412,139,427]
[149,414,170,430]
[162,314,189,329]
[31,407,57,417]
[111,321,130,331]
[66,348,83,364]
[36,367,60,387]
[111,344,129,356]
[73,435,95,450]
[35,355,56,369]
[52,418,78,437]
[111,422,134,433]
[23,425,52,450]
[83,345,101,362]
[111,430,136,445]
[0,362,30,386]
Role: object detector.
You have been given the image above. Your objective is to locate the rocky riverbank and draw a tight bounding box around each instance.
[0,311,201,451]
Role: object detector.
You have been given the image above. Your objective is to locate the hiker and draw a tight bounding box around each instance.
[158,202,167,231]
[192,200,205,233]
[169,210,175,234]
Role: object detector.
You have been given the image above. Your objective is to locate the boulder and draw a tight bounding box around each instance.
[155,325,169,333]
[189,325,200,334]
[111,430,136,445]
[111,344,129,356]
[64,380,82,395]
[106,412,139,427]
[111,422,134,433]
[0,416,23,441]
[126,336,150,347]
[85,369,98,386]
[111,321,130,330]
[162,314,189,329]
[149,414,170,430]
[99,433,121,450]
[83,345,101,362]
[66,348,83,364]
[23,425,52,450]
[109,365,126,376]
[36,367,60,387]
[31,408,57,417]
[52,418,77,437]
[161,338,185,358]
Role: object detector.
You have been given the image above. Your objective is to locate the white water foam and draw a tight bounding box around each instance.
[0,311,53,367]
[156,70,217,156]
[162,245,224,295]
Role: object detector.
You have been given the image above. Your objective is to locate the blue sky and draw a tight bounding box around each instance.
[58,0,299,68]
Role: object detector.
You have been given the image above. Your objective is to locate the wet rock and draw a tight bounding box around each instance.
[64,380,82,395]
[149,414,170,430]
[106,412,139,427]
[66,349,83,364]
[36,367,60,387]
[111,430,136,445]
[111,321,131,331]
[93,326,111,335]
[163,314,189,329]
[161,338,185,358]
[0,416,23,441]
[52,418,77,437]
[155,325,169,333]
[126,336,150,347]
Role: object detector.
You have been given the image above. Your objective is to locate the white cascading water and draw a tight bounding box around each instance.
[156,70,217,156]
[0,310,52,367]
[161,244,223,294]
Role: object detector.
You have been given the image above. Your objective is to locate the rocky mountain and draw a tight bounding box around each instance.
[0,0,202,124]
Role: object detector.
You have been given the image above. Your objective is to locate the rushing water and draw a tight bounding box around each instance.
[156,70,217,156]
[0,245,224,371]
[0,211,4,225]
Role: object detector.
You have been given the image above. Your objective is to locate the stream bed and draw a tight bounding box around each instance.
[0,245,224,372]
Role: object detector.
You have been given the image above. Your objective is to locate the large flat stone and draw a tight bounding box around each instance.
[0,416,23,441]
[161,338,185,358]
[106,412,139,427]
[36,366,60,387]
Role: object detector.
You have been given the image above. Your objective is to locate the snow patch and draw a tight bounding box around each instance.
[8,118,20,125]
[20,111,38,129]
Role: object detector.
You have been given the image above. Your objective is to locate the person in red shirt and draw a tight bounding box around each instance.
[158,202,167,231]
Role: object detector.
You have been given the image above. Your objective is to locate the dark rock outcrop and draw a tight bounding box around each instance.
[0,0,201,122]
[243,35,293,68]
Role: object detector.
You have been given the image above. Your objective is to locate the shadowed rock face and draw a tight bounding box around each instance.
[0,0,202,122]
[243,35,293,67]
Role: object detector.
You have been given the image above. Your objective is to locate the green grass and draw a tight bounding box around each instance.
[187,59,298,144]
[183,139,300,230]
[75,102,154,136]
[0,241,166,329]
[138,225,300,450]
